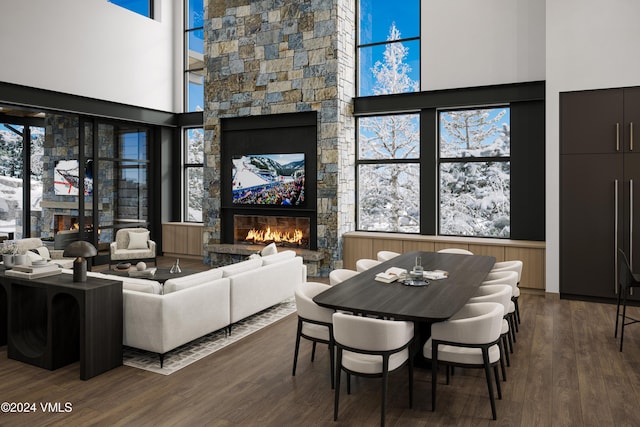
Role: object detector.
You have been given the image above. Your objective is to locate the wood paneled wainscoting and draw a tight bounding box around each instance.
[161,222,204,259]
[342,232,546,290]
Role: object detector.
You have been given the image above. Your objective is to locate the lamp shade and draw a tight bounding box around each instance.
[63,240,98,258]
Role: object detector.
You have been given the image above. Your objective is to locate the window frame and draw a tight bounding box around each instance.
[184,0,204,113]
[183,127,204,223]
[353,81,546,241]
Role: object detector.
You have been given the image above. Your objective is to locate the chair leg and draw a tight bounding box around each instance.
[334,349,342,421]
[620,293,628,352]
[329,342,335,390]
[514,296,521,324]
[502,333,511,366]
[311,341,317,362]
[498,339,507,382]
[482,348,497,420]
[431,344,438,412]
[615,290,623,338]
[292,319,303,376]
[408,352,414,409]
[381,358,389,427]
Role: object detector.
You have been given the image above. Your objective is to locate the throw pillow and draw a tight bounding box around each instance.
[261,242,278,257]
[127,231,150,250]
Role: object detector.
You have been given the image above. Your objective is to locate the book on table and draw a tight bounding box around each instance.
[5,263,62,279]
[375,267,408,283]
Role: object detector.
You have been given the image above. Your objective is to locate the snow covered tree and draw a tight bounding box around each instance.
[358,23,420,232]
[186,128,204,221]
[439,109,510,237]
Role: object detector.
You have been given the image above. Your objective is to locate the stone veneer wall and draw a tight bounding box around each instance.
[203,0,356,275]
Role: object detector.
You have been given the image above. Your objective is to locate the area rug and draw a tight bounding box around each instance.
[123,298,296,375]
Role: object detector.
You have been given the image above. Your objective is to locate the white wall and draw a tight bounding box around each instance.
[545,0,640,293]
[422,0,545,90]
[0,0,182,112]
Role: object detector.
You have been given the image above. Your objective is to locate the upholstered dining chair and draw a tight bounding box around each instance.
[424,302,504,420]
[469,284,514,375]
[615,249,640,352]
[109,227,157,269]
[376,250,401,262]
[355,258,382,272]
[292,282,336,388]
[491,260,524,324]
[482,270,519,341]
[437,248,474,255]
[329,268,359,286]
[332,312,414,427]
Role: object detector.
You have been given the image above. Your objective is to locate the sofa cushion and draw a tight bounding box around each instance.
[261,242,278,256]
[122,280,163,294]
[164,268,224,294]
[261,250,296,266]
[221,258,262,278]
[127,230,150,249]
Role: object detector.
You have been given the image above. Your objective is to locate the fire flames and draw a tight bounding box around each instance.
[245,227,303,245]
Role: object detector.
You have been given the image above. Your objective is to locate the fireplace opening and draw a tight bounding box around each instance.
[234,215,310,250]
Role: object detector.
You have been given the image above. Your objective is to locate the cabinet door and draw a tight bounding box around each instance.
[560,154,623,298]
[560,89,624,154]
[624,87,640,153]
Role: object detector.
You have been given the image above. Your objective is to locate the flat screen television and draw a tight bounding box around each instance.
[232,153,305,206]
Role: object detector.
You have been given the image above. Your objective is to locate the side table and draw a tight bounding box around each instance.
[0,270,122,380]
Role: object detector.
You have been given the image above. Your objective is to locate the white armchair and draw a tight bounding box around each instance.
[109,228,156,268]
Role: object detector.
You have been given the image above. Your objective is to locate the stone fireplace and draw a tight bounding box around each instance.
[203,0,356,276]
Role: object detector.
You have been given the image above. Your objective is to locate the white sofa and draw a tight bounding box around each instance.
[63,249,306,367]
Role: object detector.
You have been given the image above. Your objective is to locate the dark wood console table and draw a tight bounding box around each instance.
[0,270,122,380]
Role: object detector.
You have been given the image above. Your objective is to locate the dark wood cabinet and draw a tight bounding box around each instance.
[561,87,640,300]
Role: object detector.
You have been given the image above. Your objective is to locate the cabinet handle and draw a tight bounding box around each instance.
[631,122,634,151]
[631,179,634,269]
[615,179,619,294]
[632,179,635,296]
[617,123,620,151]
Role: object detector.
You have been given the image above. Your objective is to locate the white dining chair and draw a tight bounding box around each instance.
[292,282,336,388]
[333,312,414,427]
[424,302,504,420]
[469,284,513,375]
[437,248,474,255]
[491,260,524,324]
[482,270,519,342]
[376,250,401,262]
[329,268,358,286]
[355,258,382,272]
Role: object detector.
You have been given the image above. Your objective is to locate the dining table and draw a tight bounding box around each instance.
[313,251,496,322]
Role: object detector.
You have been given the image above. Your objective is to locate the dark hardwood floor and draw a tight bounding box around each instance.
[1,257,640,426]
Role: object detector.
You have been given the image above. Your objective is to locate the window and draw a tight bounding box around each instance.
[357,114,421,232]
[438,107,511,237]
[357,0,420,96]
[185,0,204,112]
[184,128,203,222]
[108,0,152,18]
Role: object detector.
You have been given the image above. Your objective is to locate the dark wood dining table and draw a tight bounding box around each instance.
[314,251,496,322]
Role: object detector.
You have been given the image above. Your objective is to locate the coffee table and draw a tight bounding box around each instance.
[103,267,198,283]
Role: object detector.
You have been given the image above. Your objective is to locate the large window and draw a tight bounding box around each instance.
[184,128,203,221]
[185,0,204,112]
[357,0,420,96]
[0,121,44,239]
[439,108,511,237]
[357,114,420,232]
[108,0,152,18]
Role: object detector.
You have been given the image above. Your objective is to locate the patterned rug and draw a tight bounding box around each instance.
[123,298,296,375]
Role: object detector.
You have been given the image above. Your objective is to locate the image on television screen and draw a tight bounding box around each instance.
[54,159,93,196]
[232,153,305,205]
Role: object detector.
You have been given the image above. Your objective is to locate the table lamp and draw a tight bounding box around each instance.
[63,241,98,282]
